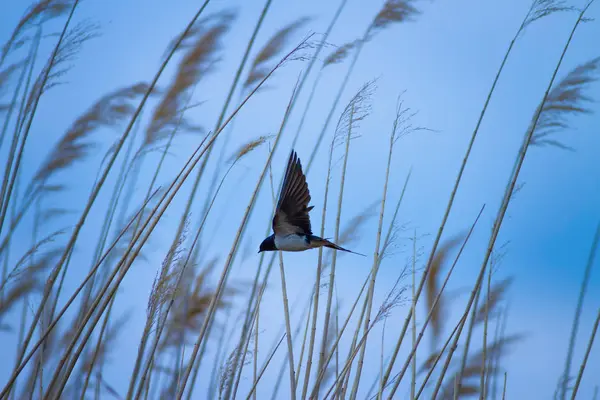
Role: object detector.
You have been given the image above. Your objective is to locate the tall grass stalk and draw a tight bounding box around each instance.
[309,269,374,397]
[316,101,356,396]
[77,112,146,397]
[0,1,81,241]
[245,334,286,400]
[164,0,273,280]
[410,229,417,400]
[0,26,42,249]
[227,145,287,400]
[481,265,492,399]
[384,205,485,399]
[349,98,404,400]
[6,2,213,383]
[300,112,338,400]
[570,308,600,400]
[125,92,200,400]
[220,84,304,400]
[413,313,465,399]
[294,290,314,389]
[339,171,411,398]
[378,0,575,388]
[7,18,290,394]
[135,126,280,400]
[431,8,595,397]
[456,274,483,388]
[305,0,419,173]
[560,220,600,399]
[0,187,158,398]
[288,0,348,150]
[0,26,38,157]
[277,252,297,400]
[268,292,313,400]
[2,0,81,383]
[176,70,305,398]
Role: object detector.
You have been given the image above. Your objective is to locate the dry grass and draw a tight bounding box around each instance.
[0,0,598,399]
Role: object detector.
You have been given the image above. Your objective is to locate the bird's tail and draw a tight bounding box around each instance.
[311,236,366,257]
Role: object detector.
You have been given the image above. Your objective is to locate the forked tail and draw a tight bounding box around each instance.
[311,236,366,256]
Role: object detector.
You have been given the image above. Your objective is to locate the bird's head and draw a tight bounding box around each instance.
[258,235,276,253]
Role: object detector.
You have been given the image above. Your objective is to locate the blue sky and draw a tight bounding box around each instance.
[1,0,600,398]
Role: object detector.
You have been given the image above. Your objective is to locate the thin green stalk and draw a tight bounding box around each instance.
[300,125,336,400]
[253,304,259,400]
[349,113,397,400]
[277,252,297,400]
[414,314,465,400]
[0,190,158,398]
[208,308,233,399]
[0,26,41,244]
[340,291,368,398]
[245,334,286,400]
[79,294,117,400]
[0,25,37,157]
[379,0,555,388]
[309,270,374,397]
[167,3,274,389]
[481,266,492,400]
[126,94,199,400]
[317,104,354,397]
[167,0,274,279]
[385,205,486,399]
[5,4,214,387]
[77,113,146,397]
[410,230,417,400]
[561,220,600,398]
[570,308,600,400]
[294,294,314,391]
[0,2,79,244]
[229,143,295,400]
[262,289,312,399]
[432,11,593,394]
[288,0,349,151]
[339,170,411,398]
[456,278,483,389]
[176,71,304,399]
[135,158,244,400]
[2,5,81,392]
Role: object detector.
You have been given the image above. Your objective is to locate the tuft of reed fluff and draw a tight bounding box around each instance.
[0,61,25,95]
[529,56,600,150]
[31,83,150,190]
[522,0,574,30]
[369,0,420,38]
[146,11,235,146]
[333,79,376,147]
[243,17,311,90]
[29,20,100,103]
[322,40,360,68]
[426,235,465,344]
[1,0,74,62]
[228,135,272,163]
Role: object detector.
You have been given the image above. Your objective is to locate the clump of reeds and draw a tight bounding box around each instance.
[1,0,600,399]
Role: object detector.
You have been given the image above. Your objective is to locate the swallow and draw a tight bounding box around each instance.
[259,150,364,256]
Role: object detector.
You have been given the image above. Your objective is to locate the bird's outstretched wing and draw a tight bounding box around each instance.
[273,150,313,236]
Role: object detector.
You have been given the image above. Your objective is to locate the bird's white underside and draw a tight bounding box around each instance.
[274,234,315,252]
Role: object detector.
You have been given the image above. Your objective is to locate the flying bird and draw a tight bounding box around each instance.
[259,150,364,256]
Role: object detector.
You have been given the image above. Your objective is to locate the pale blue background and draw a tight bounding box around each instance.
[1,0,599,398]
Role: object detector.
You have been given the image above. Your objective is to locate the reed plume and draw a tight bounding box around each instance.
[146,12,235,146]
[1,0,74,64]
[243,17,311,90]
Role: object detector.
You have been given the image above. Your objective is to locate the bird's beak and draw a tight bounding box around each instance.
[257,249,262,253]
